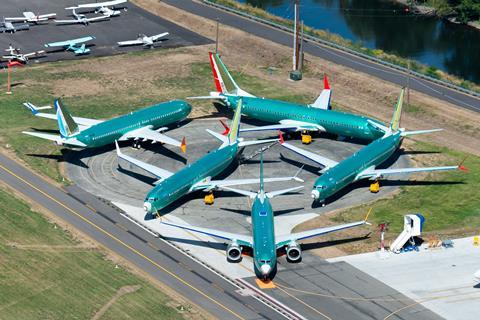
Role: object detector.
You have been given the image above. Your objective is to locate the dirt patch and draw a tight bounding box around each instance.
[52,78,105,98]
[91,285,141,320]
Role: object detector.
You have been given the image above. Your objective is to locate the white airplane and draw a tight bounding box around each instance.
[67,0,128,17]
[2,45,45,63]
[5,11,56,24]
[0,20,29,33]
[55,9,109,25]
[117,33,169,48]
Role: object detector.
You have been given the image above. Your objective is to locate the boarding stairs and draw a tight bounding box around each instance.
[390,214,425,253]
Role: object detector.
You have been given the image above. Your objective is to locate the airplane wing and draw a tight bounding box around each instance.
[275,219,368,248]
[37,13,57,20]
[4,17,25,22]
[117,39,143,46]
[280,137,338,170]
[191,173,303,192]
[356,165,461,181]
[45,36,95,47]
[54,19,82,24]
[85,16,109,23]
[161,220,253,247]
[23,50,46,58]
[240,120,325,133]
[119,126,185,151]
[151,32,169,41]
[23,102,103,127]
[115,141,173,181]
[77,0,127,8]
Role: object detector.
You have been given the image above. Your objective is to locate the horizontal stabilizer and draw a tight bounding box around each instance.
[401,129,443,136]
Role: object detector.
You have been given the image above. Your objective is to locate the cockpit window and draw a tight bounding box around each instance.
[259,211,267,216]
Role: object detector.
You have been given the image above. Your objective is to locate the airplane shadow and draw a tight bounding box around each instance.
[160,236,227,250]
[219,207,304,216]
[300,233,372,251]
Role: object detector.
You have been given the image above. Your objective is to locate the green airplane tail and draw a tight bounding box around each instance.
[389,88,405,132]
[228,98,243,144]
[209,52,240,94]
[55,98,79,138]
[259,151,264,192]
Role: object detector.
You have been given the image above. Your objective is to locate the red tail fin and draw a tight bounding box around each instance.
[220,119,230,136]
[324,74,330,90]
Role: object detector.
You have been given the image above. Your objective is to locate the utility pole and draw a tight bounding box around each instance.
[289,0,302,81]
[407,60,411,108]
[215,18,220,53]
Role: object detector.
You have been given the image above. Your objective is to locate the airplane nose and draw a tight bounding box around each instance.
[311,189,320,200]
[143,202,152,213]
[260,264,271,276]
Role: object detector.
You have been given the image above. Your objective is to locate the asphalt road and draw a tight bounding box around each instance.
[0,0,211,64]
[163,0,480,112]
[0,153,288,320]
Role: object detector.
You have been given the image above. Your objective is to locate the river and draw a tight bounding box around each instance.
[237,0,480,84]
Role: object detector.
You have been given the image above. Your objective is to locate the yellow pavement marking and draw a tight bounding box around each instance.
[276,285,332,320]
[0,163,245,320]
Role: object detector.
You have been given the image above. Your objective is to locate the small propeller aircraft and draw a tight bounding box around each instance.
[2,45,45,63]
[44,36,95,55]
[0,20,29,33]
[67,0,128,17]
[5,11,56,24]
[117,32,169,48]
[55,8,109,25]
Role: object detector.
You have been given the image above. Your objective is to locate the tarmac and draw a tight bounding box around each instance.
[0,0,211,64]
[330,238,480,320]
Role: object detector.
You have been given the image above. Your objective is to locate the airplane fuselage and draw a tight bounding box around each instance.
[251,194,277,279]
[223,95,385,141]
[72,100,191,148]
[313,132,403,202]
[143,144,238,214]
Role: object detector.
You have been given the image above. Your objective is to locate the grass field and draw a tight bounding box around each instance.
[0,187,189,319]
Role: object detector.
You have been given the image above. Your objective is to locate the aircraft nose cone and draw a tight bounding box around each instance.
[260,264,271,277]
[143,202,152,213]
[311,189,320,200]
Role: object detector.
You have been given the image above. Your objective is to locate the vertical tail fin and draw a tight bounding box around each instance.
[390,88,405,132]
[259,151,264,192]
[55,99,79,138]
[228,98,243,145]
[209,52,239,94]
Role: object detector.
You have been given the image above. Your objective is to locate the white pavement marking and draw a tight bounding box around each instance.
[328,237,480,320]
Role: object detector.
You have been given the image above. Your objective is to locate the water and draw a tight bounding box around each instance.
[237,0,480,83]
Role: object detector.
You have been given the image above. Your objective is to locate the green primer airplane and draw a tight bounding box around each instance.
[115,99,303,216]
[280,89,467,205]
[160,153,370,280]
[190,52,386,141]
[22,99,191,152]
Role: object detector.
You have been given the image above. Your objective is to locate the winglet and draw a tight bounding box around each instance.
[278,131,285,144]
[324,74,330,90]
[181,137,187,153]
[293,165,305,182]
[364,208,373,225]
[115,140,122,156]
[458,156,468,172]
[220,119,230,136]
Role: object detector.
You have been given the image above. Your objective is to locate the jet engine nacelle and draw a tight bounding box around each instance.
[226,242,242,262]
[286,242,302,262]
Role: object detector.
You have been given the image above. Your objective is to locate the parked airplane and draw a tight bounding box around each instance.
[67,0,128,17]
[0,20,29,33]
[22,99,190,152]
[161,153,370,280]
[5,11,56,23]
[190,52,387,141]
[55,8,109,25]
[2,45,45,63]
[117,33,169,48]
[116,99,302,215]
[280,88,467,205]
[44,36,95,55]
